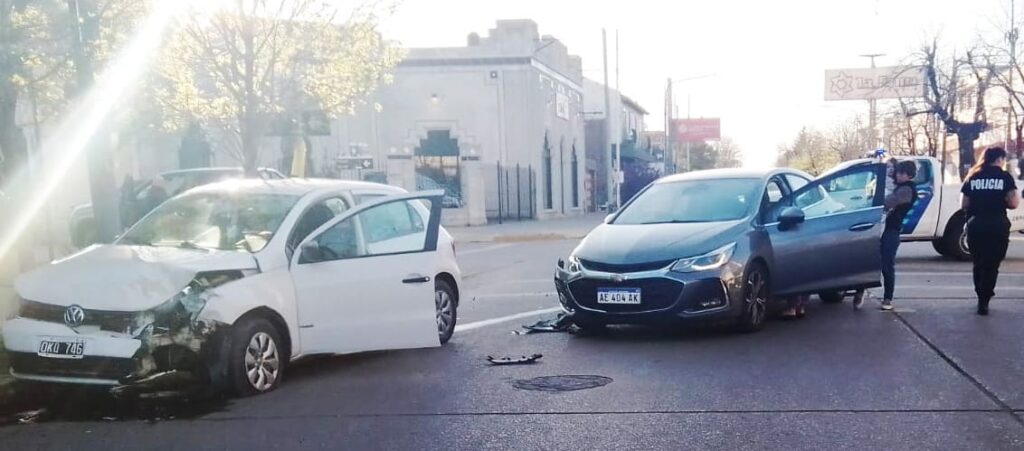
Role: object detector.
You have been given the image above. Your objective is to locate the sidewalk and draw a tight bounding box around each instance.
[447,213,605,243]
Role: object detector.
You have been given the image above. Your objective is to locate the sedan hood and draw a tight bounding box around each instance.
[15,245,258,311]
[574,220,746,265]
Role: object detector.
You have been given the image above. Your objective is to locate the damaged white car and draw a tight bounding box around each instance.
[3,180,461,395]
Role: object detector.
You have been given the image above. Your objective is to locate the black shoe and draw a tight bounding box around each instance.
[977,307,989,316]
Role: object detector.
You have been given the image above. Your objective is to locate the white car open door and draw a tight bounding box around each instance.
[289,190,444,355]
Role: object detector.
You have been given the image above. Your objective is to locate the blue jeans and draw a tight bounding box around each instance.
[881,228,901,301]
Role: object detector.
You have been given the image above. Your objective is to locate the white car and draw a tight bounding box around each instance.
[3,179,461,395]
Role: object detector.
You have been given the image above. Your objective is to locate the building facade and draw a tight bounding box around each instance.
[246,20,588,224]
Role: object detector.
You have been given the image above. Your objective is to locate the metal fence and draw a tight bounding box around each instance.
[485,162,536,223]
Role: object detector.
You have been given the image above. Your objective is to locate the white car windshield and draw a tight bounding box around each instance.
[613,178,759,225]
[119,192,300,253]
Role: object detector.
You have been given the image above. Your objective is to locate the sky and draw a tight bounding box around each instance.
[378,0,1016,168]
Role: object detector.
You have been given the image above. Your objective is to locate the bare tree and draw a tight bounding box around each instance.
[777,127,836,176]
[826,116,871,161]
[713,138,742,168]
[907,39,995,179]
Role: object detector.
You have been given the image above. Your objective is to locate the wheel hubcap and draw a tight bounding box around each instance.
[435,290,454,337]
[959,229,970,255]
[746,271,767,325]
[245,332,280,391]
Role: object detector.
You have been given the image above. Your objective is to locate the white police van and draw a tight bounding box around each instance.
[824,155,1024,261]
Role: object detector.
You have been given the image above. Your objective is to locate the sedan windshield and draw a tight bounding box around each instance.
[613,178,759,225]
[119,192,300,253]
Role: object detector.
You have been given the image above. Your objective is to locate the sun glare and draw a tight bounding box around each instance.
[0,1,194,261]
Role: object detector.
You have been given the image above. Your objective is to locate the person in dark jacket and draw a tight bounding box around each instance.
[876,160,917,311]
[961,147,1021,315]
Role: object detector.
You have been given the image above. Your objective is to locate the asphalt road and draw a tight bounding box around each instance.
[2,237,1024,450]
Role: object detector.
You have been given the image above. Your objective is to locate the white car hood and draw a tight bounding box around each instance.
[15,245,258,311]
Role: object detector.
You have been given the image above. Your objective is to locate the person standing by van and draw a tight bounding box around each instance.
[961,147,1021,315]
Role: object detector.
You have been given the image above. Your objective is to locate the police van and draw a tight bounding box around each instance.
[824,155,1024,261]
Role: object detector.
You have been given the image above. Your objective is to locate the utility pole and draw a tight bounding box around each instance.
[602,29,617,210]
[686,95,692,171]
[67,0,120,242]
[665,78,673,174]
[615,30,620,91]
[1006,0,1018,156]
[861,53,884,150]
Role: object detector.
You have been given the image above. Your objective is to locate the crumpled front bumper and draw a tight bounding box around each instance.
[3,318,143,385]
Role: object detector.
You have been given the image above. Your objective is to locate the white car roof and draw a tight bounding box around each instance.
[187,178,406,197]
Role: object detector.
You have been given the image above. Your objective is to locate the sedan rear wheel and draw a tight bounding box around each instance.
[436,280,457,345]
[736,264,769,333]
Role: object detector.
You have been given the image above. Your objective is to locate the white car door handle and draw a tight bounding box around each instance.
[402,275,431,284]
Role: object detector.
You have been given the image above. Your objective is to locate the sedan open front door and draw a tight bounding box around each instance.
[766,164,887,297]
[290,191,444,355]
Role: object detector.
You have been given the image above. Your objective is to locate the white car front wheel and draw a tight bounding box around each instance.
[229,317,285,396]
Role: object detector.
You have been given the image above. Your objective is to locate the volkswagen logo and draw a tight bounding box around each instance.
[610,273,627,283]
[64,305,85,329]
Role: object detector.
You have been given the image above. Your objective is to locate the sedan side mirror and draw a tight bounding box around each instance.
[300,241,325,263]
[778,207,806,230]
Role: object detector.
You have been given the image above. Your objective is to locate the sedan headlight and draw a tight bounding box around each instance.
[671,243,736,273]
[566,255,582,273]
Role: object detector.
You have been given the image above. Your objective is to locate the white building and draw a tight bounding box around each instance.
[267,20,588,224]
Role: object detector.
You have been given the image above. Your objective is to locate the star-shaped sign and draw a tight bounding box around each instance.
[829,71,855,99]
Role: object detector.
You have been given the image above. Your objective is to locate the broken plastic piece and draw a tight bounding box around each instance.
[514,313,573,335]
[486,354,543,365]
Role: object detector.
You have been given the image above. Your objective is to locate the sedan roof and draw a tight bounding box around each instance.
[188,178,405,197]
[658,167,807,183]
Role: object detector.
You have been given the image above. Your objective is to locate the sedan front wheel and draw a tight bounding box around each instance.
[229,317,285,396]
[736,264,769,333]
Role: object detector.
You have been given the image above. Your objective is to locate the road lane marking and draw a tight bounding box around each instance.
[901,272,1024,277]
[895,285,1024,291]
[458,243,514,256]
[454,307,562,333]
[470,291,556,300]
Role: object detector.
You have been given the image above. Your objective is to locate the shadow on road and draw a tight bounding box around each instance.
[0,384,229,427]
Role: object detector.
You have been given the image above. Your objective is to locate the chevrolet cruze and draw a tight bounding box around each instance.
[555,164,887,332]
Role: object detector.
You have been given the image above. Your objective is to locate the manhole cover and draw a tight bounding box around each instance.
[512,375,613,392]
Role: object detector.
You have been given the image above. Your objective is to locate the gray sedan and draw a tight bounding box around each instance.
[554,164,886,332]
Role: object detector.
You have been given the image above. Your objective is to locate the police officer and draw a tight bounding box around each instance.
[961,147,1021,315]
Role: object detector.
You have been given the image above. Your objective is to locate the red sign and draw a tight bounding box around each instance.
[673,118,721,142]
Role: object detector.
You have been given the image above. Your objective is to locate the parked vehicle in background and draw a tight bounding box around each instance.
[824,156,1024,260]
[68,167,286,247]
[5,179,459,395]
[555,164,887,332]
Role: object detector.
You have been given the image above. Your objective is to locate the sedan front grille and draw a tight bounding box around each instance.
[19,300,135,333]
[568,277,684,313]
[8,352,135,380]
[579,259,675,273]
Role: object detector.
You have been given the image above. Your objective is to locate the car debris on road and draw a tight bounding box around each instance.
[486,354,543,365]
[514,314,574,335]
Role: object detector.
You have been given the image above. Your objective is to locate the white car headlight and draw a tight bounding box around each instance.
[566,255,582,273]
[671,243,736,273]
